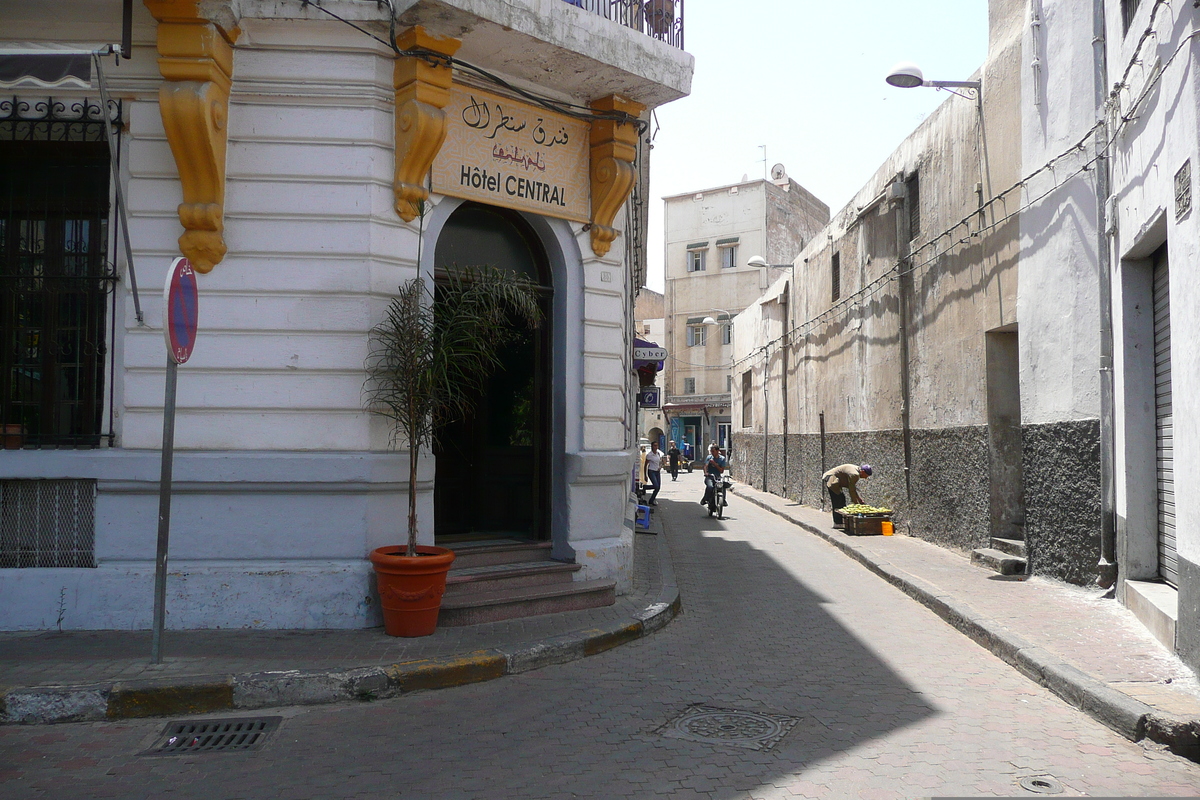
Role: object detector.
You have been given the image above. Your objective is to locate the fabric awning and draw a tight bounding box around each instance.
[0,44,102,89]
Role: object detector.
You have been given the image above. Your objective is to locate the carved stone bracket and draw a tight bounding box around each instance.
[145,0,239,273]
[588,95,645,257]
[393,27,461,222]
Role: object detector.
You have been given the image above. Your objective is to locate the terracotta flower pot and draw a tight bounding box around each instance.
[369,545,456,637]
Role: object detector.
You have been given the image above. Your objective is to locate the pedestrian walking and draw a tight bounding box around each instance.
[667,440,681,480]
[821,463,872,529]
[645,440,663,504]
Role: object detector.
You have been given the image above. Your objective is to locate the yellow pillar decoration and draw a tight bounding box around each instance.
[588,95,645,257]
[144,0,239,273]
[393,27,461,222]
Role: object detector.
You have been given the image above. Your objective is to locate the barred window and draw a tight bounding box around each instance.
[1,99,117,448]
[683,377,695,394]
[0,479,96,568]
[741,371,753,428]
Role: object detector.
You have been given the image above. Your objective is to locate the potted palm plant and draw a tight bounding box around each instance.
[365,264,541,636]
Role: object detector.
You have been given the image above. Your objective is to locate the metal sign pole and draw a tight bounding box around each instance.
[151,358,178,664]
[151,256,197,664]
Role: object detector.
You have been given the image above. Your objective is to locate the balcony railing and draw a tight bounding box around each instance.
[563,0,685,49]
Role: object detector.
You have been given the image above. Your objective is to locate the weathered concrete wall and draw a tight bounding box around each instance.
[734,426,992,555]
[1022,419,1102,585]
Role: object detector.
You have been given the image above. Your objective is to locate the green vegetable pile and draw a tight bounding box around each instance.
[841,504,893,516]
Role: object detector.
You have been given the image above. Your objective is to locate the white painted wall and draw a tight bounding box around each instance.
[1017,0,1102,426]
[1107,0,1200,573]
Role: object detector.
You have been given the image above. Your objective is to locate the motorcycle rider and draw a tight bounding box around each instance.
[699,443,727,512]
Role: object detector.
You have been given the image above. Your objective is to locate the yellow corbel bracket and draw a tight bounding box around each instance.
[588,95,645,257]
[393,27,461,222]
[144,0,239,273]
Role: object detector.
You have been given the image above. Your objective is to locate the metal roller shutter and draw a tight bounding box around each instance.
[1153,249,1177,587]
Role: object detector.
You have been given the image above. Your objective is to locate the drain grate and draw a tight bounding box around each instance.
[141,717,282,756]
[656,705,799,751]
[1018,775,1065,794]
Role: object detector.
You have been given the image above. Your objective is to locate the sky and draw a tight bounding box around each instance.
[644,0,989,293]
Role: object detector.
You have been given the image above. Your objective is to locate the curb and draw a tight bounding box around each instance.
[1,528,681,726]
[738,489,1200,762]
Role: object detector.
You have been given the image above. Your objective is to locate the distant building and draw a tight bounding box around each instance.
[662,173,828,461]
[634,288,666,448]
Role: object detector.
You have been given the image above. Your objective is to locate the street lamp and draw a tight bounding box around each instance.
[701,308,733,327]
[885,62,980,100]
[746,255,792,270]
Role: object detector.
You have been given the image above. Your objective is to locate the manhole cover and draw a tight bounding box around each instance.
[141,716,282,756]
[1018,775,1065,794]
[656,705,799,751]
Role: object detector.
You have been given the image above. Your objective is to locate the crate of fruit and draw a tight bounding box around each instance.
[841,505,894,536]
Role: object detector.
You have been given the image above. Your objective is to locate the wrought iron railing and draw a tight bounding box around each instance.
[563,0,685,49]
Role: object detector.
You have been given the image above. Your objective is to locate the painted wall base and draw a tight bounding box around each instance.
[733,418,1103,585]
[1178,557,1200,677]
[0,560,380,630]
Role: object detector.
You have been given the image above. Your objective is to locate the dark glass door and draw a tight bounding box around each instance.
[432,204,551,542]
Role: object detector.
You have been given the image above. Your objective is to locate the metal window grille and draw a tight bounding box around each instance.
[906,173,921,238]
[1121,0,1142,33]
[831,252,841,302]
[741,371,752,428]
[1,98,118,449]
[0,479,96,568]
[683,377,695,394]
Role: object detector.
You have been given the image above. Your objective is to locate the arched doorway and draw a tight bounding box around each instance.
[432,203,552,542]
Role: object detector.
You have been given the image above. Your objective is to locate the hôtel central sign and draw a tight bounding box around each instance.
[432,86,591,224]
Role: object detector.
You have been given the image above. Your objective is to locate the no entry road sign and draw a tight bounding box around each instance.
[153,256,199,664]
[164,256,198,364]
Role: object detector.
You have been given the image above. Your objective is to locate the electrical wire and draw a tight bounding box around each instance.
[727,9,1198,374]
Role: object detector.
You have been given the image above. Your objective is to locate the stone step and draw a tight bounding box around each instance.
[447,540,553,569]
[438,578,616,627]
[444,560,580,597]
[990,537,1027,557]
[971,547,1027,576]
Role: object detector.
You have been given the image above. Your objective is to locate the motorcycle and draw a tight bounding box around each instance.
[705,473,733,520]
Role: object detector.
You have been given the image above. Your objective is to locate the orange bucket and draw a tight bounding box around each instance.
[881,520,894,536]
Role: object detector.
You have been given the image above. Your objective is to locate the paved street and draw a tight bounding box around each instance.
[3,472,1199,799]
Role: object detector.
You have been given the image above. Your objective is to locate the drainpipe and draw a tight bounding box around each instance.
[893,178,914,501]
[1031,0,1045,109]
[819,410,827,507]
[762,345,769,494]
[1094,0,1117,589]
[781,287,790,497]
